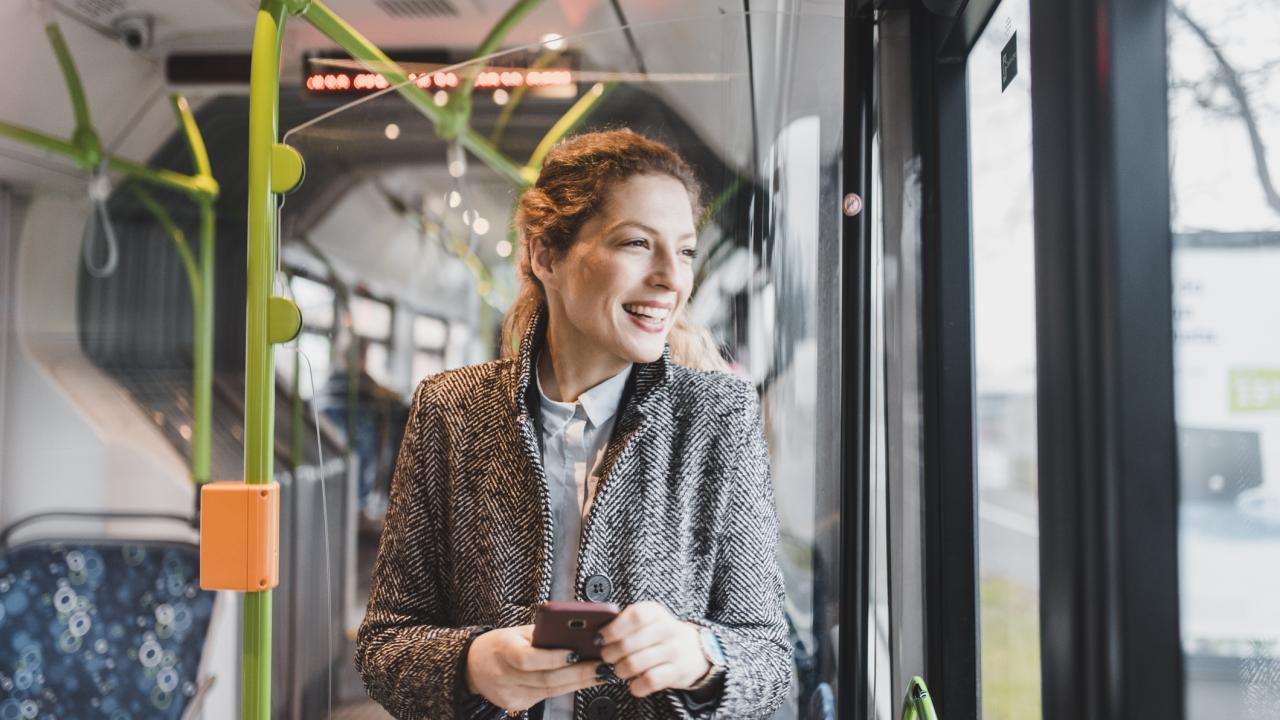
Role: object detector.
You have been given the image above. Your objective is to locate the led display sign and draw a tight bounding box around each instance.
[301,48,575,97]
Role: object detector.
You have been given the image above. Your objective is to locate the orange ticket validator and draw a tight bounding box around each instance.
[200,481,280,592]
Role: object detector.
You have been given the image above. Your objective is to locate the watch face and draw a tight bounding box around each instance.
[700,627,727,666]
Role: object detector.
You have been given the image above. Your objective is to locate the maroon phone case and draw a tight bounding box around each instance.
[531,600,621,659]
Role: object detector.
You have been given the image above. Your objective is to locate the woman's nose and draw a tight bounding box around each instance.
[648,246,681,289]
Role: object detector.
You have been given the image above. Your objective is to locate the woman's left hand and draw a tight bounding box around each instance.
[597,601,713,698]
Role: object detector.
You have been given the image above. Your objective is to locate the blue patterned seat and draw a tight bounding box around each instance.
[0,541,216,719]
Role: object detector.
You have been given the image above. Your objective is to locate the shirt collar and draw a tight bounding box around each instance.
[535,355,633,431]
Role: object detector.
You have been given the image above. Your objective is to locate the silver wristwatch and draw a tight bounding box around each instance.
[688,626,727,691]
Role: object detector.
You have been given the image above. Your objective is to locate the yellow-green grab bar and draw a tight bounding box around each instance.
[902,676,939,720]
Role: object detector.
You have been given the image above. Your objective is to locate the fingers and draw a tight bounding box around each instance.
[500,625,581,673]
[599,621,668,665]
[598,601,670,645]
[627,662,681,698]
[542,668,607,698]
[526,661,600,690]
[505,645,583,673]
[610,643,671,681]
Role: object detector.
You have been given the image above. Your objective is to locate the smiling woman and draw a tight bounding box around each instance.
[355,129,791,720]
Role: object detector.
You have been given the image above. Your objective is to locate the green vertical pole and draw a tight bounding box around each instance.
[245,2,288,718]
[193,200,215,486]
[172,94,219,488]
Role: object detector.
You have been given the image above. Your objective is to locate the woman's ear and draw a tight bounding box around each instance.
[529,237,558,290]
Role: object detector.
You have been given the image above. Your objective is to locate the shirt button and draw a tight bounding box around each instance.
[587,695,617,720]
[583,574,613,602]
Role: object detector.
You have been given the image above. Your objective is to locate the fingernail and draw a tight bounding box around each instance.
[596,662,615,681]
[566,652,579,664]
[592,632,604,646]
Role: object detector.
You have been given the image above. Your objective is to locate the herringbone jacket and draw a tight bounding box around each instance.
[356,309,791,719]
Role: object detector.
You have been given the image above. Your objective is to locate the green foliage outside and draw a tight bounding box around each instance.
[981,577,1042,720]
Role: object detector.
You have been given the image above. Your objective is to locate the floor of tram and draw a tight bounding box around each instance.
[332,526,394,719]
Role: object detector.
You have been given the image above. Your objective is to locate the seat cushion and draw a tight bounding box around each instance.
[0,541,216,719]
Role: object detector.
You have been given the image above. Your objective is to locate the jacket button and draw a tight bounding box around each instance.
[587,695,617,720]
[583,574,613,602]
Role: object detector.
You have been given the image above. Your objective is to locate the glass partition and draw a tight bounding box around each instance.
[967,1,1042,718]
[1169,1,1280,716]
[278,11,846,717]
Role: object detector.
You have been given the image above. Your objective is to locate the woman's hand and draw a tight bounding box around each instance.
[598,602,713,698]
[465,625,602,713]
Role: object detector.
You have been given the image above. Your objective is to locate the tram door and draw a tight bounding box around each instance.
[873,1,1042,718]
[880,0,1280,718]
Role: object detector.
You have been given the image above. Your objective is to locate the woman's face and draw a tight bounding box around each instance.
[535,173,698,365]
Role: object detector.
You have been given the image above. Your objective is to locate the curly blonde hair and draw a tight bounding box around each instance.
[501,129,728,373]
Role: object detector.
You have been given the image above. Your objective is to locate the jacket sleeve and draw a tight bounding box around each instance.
[355,380,497,719]
[673,384,794,719]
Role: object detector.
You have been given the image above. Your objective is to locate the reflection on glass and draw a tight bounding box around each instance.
[967,1,1041,718]
[1169,2,1280,716]
[278,12,846,717]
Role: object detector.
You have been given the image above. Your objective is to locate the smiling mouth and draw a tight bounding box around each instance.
[622,303,672,322]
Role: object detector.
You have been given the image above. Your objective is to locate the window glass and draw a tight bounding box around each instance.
[351,295,392,341]
[1169,2,1280,716]
[413,314,448,349]
[966,1,1042,717]
[412,351,444,384]
[291,274,336,329]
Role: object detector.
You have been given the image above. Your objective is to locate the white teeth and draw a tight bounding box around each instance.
[623,304,670,321]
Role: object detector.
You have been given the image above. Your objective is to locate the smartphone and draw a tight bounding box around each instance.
[531,600,621,660]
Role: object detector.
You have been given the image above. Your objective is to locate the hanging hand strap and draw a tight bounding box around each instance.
[81,158,119,277]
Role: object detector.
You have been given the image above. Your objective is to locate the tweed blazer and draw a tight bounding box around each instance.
[355,309,791,719]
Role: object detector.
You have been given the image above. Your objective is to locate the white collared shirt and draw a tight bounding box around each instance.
[537,359,632,719]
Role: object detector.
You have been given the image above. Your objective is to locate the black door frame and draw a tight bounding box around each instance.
[1029,0,1183,718]
[905,0,1185,718]
[841,3,876,718]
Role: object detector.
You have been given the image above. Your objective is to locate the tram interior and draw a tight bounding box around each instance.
[1,0,1279,718]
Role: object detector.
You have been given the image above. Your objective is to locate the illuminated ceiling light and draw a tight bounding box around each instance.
[433,90,448,106]
[493,88,510,106]
[462,209,475,226]
[447,190,462,208]
[541,33,566,51]
[384,122,400,140]
[496,239,513,258]
[473,217,490,235]
[448,160,465,178]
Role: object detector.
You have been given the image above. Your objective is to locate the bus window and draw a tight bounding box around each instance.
[1169,1,1280,715]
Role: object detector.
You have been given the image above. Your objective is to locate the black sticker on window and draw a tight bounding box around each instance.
[1001,32,1018,91]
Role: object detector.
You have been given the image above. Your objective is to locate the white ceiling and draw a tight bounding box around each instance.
[0,0,843,195]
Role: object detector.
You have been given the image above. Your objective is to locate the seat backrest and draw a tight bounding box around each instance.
[0,540,216,719]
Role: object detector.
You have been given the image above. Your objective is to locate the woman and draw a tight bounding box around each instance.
[356,129,791,720]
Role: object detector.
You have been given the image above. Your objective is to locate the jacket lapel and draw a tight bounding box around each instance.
[509,305,674,603]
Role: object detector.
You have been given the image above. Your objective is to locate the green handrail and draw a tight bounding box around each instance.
[242,0,631,713]
[1,18,219,490]
[168,94,218,489]
[243,2,289,716]
[440,0,544,140]
[902,676,939,720]
[525,81,616,173]
[128,185,200,306]
[46,22,99,169]
[297,0,537,187]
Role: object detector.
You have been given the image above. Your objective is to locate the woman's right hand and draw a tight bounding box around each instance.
[465,624,603,713]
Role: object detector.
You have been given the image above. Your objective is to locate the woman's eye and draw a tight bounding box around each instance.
[624,238,649,248]
[681,248,700,259]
